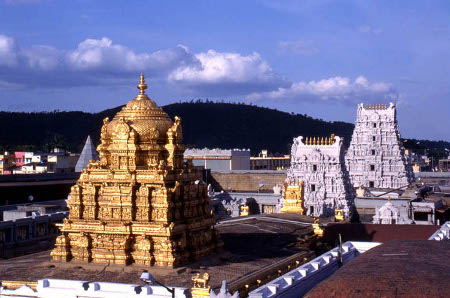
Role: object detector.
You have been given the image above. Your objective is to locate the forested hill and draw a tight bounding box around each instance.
[163,102,354,154]
[0,101,448,156]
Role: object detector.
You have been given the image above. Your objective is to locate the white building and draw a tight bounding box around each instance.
[250,150,290,170]
[184,148,250,171]
[372,199,409,224]
[287,134,353,217]
[345,103,414,189]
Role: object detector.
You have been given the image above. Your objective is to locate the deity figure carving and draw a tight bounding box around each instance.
[51,74,222,267]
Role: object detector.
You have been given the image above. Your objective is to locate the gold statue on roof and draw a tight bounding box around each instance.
[281,180,305,214]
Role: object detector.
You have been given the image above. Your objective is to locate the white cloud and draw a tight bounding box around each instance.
[0,34,398,102]
[0,34,18,67]
[3,0,40,4]
[66,37,196,74]
[0,79,23,90]
[0,35,285,95]
[278,40,319,56]
[21,45,62,70]
[168,50,287,94]
[358,25,383,35]
[246,76,397,103]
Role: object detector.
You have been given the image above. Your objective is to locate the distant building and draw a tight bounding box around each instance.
[13,152,33,167]
[372,199,406,224]
[405,149,431,172]
[287,134,354,217]
[75,135,99,172]
[0,152,14,175]
[184,148,250,171]
[250,150,290,170]
[47,153,79,174]
[9,150,78,174]
[439,156,450,172]
[345,103,414,189]
[20,162,50,174]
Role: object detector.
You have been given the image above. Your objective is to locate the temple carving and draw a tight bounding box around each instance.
[286,134,353,218]
[345,103,414,189]
[51,74,222,267]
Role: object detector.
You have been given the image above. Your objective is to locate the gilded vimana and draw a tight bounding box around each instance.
[51,74,222,267]
[0,2,449,298]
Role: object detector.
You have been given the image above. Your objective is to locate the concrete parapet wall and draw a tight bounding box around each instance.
[415,172,450,178]
[0,212,68,258]
[211,170,287,192]
[0,279,189,297]
[248,241,381,298]
[428,221,450,241]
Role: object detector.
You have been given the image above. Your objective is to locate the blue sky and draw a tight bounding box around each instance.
[0,0,449,141]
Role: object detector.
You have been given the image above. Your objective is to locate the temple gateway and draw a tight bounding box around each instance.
[286,134,354,217]
[51,74,222,267]
[345,103,414,189]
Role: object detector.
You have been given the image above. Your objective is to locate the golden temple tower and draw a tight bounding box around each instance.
[51,74,221,267]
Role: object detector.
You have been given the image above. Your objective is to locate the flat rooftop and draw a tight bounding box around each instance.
[0,214,314,290]
[306,240,450,297]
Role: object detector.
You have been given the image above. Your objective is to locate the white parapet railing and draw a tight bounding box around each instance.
[248,241,381,298]
[428,221,450,241]
[0,279,190,298]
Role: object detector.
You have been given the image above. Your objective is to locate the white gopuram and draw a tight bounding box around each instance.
[287,134,353,217]
[345,103,414,189]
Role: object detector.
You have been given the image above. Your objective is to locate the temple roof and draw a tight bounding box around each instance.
[103,74,173,143]
[75,135,98,172]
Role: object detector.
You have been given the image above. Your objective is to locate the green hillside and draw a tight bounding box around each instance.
[0,101,448,157]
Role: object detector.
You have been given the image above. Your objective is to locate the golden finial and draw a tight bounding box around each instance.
[137,73,148,95]
[313,137,316,145]
[321,137,324,145]
[388,196,391,203]
[366,104,369,109]
[305,137,309,145]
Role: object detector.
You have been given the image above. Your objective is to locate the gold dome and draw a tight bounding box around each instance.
[105,74,173,143]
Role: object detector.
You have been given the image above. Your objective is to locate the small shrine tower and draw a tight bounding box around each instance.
[51,74,222,267]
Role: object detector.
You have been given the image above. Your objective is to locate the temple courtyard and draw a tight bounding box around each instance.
[0,214,319,292]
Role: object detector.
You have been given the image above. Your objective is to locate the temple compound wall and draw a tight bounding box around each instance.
[287,135,353,217]
[345,103,414,189]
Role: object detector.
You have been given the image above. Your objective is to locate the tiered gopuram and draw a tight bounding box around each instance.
[345,103,414,189]
[286,134,353,217]
[51,74,221,267]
